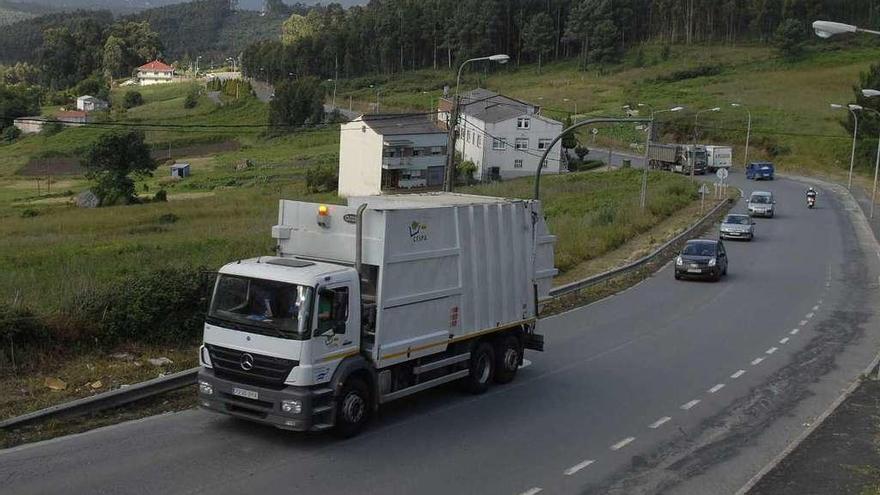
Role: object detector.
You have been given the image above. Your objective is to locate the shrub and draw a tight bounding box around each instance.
[575,146,589,160]
[70,267,213,347]
[653,65,722,83]
[154,189,168,202]
[157,212,178,224]
[41,121,63,136]
[183,87,199,109]
[457,160,477,184]
[0,305,53,370]
[2,125,20,143]
[19,208,38,218]
[305,164,338,193]
[660,45,672,61]
[123,91,144,109]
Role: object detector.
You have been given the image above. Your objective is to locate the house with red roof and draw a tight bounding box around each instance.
[136,60,175,86]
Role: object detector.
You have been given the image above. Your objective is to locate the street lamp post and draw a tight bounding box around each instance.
[859,90,880,218]
[445,54,510,192]
[831,103,861,190]
[692,107,721,179]
[813,20,880,38]
[730,103,751,171]
[640,106,684,209]
[369,85,382,113]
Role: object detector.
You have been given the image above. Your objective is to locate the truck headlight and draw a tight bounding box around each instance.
[200,345,212,368]
[708,258,717,267]
[282,400,302,414]
[676,256,683,266]
[199,380,213,395]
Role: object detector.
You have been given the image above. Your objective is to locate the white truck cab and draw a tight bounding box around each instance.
[198,193,556,436]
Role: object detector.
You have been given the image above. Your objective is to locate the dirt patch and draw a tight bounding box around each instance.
[749,378,880,495]
[151,140,240,161]
[18,156,83,176]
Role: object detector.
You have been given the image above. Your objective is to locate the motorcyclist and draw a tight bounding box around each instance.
[806,187,817,204]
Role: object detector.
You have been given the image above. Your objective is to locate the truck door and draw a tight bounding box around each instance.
[309,282,360,382]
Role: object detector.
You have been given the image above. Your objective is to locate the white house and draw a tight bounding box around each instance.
[136,60,175,86]
[76,95,109,112]
[439,88,563,181]
[338,114,448,197]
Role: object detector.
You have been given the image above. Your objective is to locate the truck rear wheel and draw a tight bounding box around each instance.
[333,378,371,438]
[462,343,495,394]
[493,336,521,384]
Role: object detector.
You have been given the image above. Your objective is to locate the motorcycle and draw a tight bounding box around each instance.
[807,196,816,209]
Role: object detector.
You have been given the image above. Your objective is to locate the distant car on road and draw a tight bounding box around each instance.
[675,239,728,281]
[746,161,775,180]
[720,214,755,241]
[748,191,776,218]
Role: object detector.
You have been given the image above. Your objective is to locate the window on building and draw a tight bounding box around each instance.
[492,138,506,150]
[477,135,482,147]
[514,159,523,168]
[431,146,445,155]
[538,139,552,150]
[515,138,529,150]
[467,129,473,143]
[517,118,530,129]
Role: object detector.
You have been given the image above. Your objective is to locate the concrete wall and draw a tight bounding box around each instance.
[338,121,384,197]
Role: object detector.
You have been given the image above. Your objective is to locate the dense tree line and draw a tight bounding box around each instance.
[243,0,880,82]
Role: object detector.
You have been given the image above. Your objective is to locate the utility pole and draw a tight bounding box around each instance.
[443,95,460,191]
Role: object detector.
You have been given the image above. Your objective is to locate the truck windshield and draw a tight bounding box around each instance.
[208,275,313,340]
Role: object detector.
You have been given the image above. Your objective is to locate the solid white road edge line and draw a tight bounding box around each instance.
[649,416,672,429]
[610,437,635,451]
[709,384,725,394]
[731,370,746,379]
[564,459,596,476]
[681,400,701,410]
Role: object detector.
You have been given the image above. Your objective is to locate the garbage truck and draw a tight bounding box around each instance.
[197,193,557,436]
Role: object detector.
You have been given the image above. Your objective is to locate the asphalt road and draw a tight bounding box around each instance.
[2,173,879,495]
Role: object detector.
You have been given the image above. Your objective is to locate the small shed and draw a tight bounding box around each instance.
[170,162,191,178]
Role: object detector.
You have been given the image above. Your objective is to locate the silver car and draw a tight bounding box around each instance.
[747,191,775,218]
[720,213,755,241]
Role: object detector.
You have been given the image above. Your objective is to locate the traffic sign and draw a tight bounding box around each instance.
[699,184,710,194]
[590,128,599,135]
[716,168,729,180]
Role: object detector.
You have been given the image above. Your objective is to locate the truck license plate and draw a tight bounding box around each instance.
[232,387,259,400]
[687,268,701,273]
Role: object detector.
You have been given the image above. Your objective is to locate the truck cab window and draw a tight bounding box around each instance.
[316,287,349,336]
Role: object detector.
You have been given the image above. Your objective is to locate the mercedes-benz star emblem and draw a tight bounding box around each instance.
[240,353,255,371]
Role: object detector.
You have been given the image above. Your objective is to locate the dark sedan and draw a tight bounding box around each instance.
[674,239,728,281]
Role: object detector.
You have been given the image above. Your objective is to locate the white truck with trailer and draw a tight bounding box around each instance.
[197,193,557,436]
[704,145,733,172]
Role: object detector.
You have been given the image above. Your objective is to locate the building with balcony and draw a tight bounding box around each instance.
[338,114,448,197]
[438,88,563,181]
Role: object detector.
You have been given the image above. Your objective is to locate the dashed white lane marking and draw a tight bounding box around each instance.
[799,320,809,326]
[766,347,778,355]
[790,328,800,335]
[806,312,815,319]
[731,369,746,379]
[519,359,532,369]
[649,416,672,429]
[779,337,790,344]
[610,437,635,451]
[564,459,596,476]
[709,384,725,394]
[812,305,820,311]
[681,400,701,410]
[519,488,542,495]
[751,357,765,365]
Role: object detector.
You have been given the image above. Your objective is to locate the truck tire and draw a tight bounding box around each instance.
[493,335,521,384]
[333,378,371,438]
[462,343,495,394]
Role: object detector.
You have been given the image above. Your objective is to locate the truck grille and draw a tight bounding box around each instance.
[207,344,297,389]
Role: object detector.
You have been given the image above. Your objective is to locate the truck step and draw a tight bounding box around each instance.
[379,369,469,404]
[311,423,334,432]
[312,387,334,396]
[312,405,333,415]
[412,353,470,375]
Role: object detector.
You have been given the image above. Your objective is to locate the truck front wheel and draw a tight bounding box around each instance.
[334,378,371,438]
[493,336,521,384]
[462,343,495,394]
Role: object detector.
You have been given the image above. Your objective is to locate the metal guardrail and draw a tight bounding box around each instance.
[0,367,199,430]
[1,196,733,431]
[549,197,733,298]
